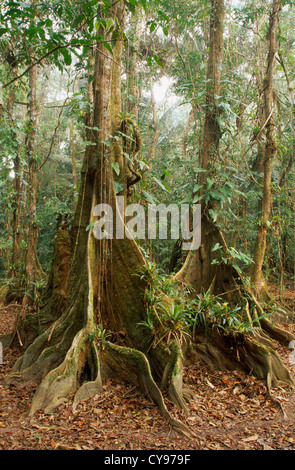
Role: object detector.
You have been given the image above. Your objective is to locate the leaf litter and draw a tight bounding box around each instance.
[0,303,295,451]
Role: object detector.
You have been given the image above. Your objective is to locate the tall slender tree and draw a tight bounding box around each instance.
[5,67,22,278]
[176,0,226,293]
[23,62,38,307]
[251,0,282,299]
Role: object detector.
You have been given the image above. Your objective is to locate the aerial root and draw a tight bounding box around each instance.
[244,288,295,346]
[5,282,87,389]
[236,334,295,390]
[266,388,288,419]
[260,317,295,347]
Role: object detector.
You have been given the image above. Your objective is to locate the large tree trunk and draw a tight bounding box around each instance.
[201,0,225,174]
[126,8,143,121]
[176,0,226,292]
[69,119,78,210]
[4,2,193,437]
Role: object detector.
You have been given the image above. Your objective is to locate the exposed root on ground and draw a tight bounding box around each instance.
[4,214,295,439]
[191,326,294,391]
[101,342,195,437]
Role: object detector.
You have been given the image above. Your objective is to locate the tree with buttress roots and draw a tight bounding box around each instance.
[3,0,295,436]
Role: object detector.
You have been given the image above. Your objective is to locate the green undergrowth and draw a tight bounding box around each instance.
[135,262,272,350]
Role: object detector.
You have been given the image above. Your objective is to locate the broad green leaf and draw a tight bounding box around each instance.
[160,169,172,178]
[212,243,222,252]
[61,48,72,66]
[103,42,113,55]
[193,184,203,193]
[153,176,169,192]
[162,26,169,36]
[150,22,157,33]
[111,162,120,176]
[206,178,214,190]
[86,221,96,231]
[208,209,218,222]
[114,181,125,195]
[153,54,163,67]
[192,194,203,203]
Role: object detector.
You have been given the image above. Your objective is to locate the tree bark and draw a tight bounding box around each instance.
[6,69,22,277]
[176,0,226,293]
[148,77,161,169]
[23,63,38,308]
[201,0,225,175]
[182,110,194,160]
[250,0,282,299]
[69,119,77,210]
[126,8,143,121]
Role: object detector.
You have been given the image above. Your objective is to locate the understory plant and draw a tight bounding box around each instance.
[190,290,266,337]
[136,263,267,350]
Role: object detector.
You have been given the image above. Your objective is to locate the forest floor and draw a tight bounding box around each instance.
[0,287,295,452]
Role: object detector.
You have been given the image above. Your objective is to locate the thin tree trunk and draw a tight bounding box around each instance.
[251,0,282,299]
[6,69,22,276]
[149,77,161,169]
[69,119,77,209]
[5,206,11,271]
[23,64,38,307]
[277,52,295,187]
[182,110,194,160]
[252,19,267,175]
